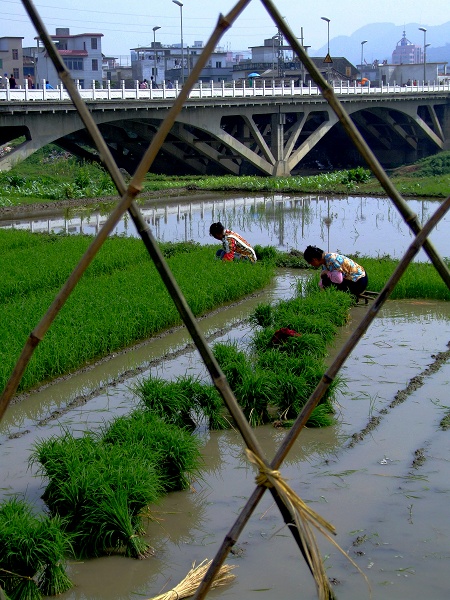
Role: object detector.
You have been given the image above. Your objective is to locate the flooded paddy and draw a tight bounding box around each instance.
[1,192,449,599]
[0,192,448,261]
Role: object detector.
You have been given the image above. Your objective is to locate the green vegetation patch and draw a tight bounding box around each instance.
[31,411,202,559]
[4,146,450,206]
[354,256,450,301]
[0,231,274,393]
[0,497,73,599]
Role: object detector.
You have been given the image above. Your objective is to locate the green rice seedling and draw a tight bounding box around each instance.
[305,404,335,428]
[277,403,334,429]
[31,434,99,523]
[273,370,309,420]
[0,234,274,394]
[274,314,337,345]
[32,432,163,559]
[101,410,202,493]
[276,334,327,360]
[176,376,231,430]
[249,302,273,328]
[0,497,72,600]
[34,516,73,596]
[233,369,278,427]
[250,327,276,353]
[253,245,278,262]
[212,342,250,389]
[75,451,162,559]
[135,376,196,429]
[80,489,153,559]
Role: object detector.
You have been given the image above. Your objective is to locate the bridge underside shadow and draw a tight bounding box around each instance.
[1,97,448,175]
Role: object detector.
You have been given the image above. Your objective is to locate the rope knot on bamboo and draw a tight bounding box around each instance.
[254,466,281,488]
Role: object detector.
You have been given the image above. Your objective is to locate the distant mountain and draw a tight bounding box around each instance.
[310,21,450,67]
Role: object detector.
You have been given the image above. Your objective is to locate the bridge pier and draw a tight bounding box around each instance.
[1,89,449,174]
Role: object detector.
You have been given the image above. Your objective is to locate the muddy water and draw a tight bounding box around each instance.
[1,273,450,600]
[1,193,448,261]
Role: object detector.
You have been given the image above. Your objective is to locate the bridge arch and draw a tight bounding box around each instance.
[1,87,449,175]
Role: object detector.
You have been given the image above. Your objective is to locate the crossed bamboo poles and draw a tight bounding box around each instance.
[1,1,449,599]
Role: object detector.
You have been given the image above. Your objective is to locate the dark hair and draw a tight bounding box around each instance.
[209,222,225,237]
[303,245,324,263]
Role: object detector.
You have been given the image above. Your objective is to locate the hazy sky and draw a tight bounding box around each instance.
[3,0,449,57]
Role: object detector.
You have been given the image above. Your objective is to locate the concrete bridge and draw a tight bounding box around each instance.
[1,81,450,176]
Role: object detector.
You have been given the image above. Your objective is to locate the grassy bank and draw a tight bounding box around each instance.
[0,231,274,394]
[1,147,449,207]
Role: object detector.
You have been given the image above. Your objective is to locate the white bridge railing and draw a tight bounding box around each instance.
[1,78,450,103]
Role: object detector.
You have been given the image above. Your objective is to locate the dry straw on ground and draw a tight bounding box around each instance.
[147,559,237,600]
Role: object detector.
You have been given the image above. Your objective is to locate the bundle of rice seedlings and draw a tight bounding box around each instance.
[176,376,231,430]
[35,516,73,596]
[0,498,72,599]
[272,371,309,420]
[147,559,237,600]
[276,334,327,360]
[101,410,202,493]
[31,434,100,523]
[32,431,163,560]
[82,489,154,559]
[233,370,277,427]
[253,244,278,263]
[135,376,196,429]
[0,498,42,600]
[249,302,273,328]
[274,314,337,344]
[212,342,249,389]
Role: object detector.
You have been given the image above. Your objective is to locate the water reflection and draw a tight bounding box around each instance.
[0,193,448,261]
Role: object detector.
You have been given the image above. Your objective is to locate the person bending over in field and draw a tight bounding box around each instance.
[303,245,368,297]
[209,222,257,263]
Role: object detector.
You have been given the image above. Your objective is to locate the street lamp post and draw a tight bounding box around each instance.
[321,17,331,82]
[360,40,367,80]
[172,0,184,85]
[152,26,161,85]
[419,27,427,84]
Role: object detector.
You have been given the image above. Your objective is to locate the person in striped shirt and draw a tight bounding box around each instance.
[303,245,368,297]
[209,222,257,263]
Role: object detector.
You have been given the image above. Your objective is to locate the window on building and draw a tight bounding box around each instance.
[215,61,222,68]
[91,38,98,50]
[58,41,67,50]
[92,59,98,71]
[13,68,19,79]
[0,59,3,70]
[63,58,84,70]
[12,49,19,60]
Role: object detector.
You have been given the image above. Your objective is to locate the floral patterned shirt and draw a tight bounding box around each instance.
[322,253,365,282]
[222,230,257,262]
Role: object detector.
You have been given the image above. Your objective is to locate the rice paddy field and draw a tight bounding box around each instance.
[0,199,449,599]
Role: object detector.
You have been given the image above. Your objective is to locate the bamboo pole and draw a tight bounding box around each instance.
[1,0,250,424]
[4,0,322,581]
[260,0,450,289]
[192,194,450,600]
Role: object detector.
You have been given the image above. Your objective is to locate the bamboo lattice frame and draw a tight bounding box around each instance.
[1,1,449,599]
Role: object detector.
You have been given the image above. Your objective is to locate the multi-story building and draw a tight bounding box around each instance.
[24,28,103,89]
[130,41,233,86]
[392,31,422,64]
[233,37,358,85]
[0,37,24,87]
